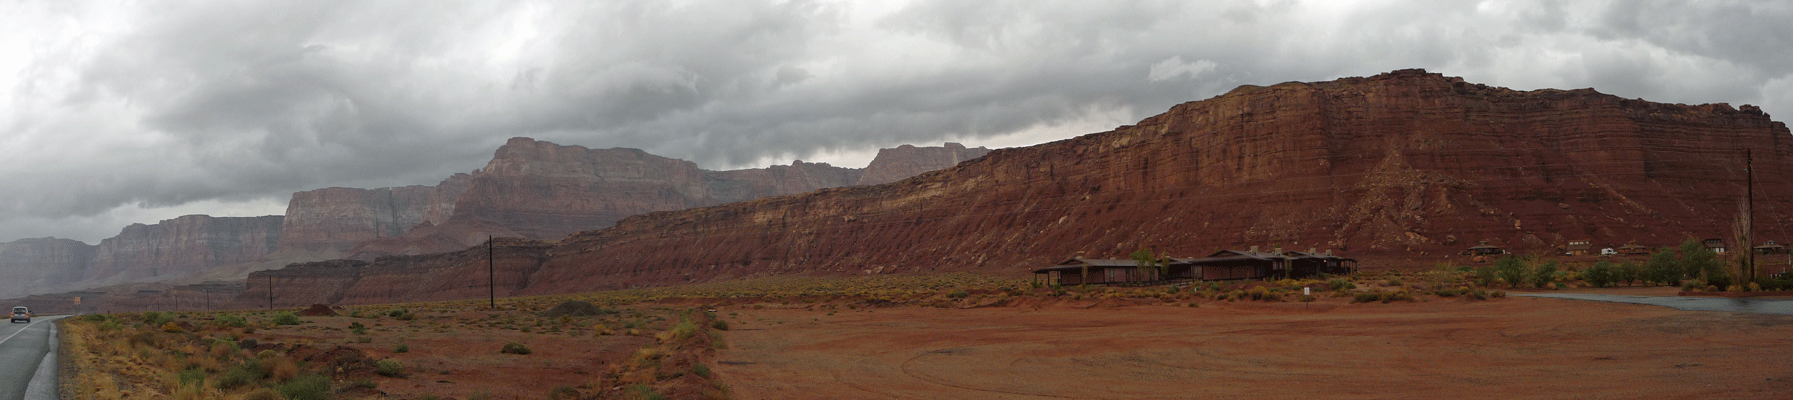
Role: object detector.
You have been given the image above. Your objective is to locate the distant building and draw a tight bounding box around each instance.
[1754,241,1787,255]
[1618,243,1650,255]
[1032,247,1355,285]
[1465,241,1505,256]
[1703,239,1727,254]
[1566,240,1592,256]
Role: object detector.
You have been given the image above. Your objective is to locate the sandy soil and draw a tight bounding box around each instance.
[714,297,1793,399]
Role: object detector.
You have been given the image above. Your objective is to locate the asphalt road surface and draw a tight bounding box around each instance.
[0,315,63,400]
[1518,293,1793,315]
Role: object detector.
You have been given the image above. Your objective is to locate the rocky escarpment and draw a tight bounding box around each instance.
[351,138,991,257]
[857,142,991,185]
[233,68,1793,305]
[85,215,285,286]
[276,173,473,256]
[0,237,95,298]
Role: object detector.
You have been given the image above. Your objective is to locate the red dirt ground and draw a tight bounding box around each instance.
[713,294,1793,399]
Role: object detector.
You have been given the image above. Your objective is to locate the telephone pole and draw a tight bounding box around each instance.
[1747,148,1756,283]
[489,235,496,309]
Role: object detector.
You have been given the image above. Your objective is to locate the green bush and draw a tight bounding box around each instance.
[270,312,301,326]
[216,360,267,389]
[375,359,406,377]
[1531,261,1560,288]
[711,320,729,331]
[693,362,714,379]
[501,342,532,355]
[1352,292,1382,303]
[177,367,206,388]
[393,344,410,353]
[276,374,333,400]
[1583,261,1617,288]
[81,314,109,322]
[1493,257,1529,288]
[215,313,249,328]
[1326,278,1354,291]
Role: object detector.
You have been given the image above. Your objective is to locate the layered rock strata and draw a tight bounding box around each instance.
[257,69,1793,305]
[86,215,285,285]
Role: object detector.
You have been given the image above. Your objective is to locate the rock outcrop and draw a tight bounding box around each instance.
[85,215,285,285]
[276,173,472,256]
[0,237,95,298]
[350,138,989,258]
[857,142,991,185]
[235,68,1793,305]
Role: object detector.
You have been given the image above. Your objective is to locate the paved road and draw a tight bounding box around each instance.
[0,316,63,400]
[1517,293,1793,315]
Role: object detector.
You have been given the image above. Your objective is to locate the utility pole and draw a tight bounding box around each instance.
[1747,148,1756,283]
[489,235,496,309]
[267,275,274,310]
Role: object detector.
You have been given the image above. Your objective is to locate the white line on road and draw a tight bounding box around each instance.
[0,318,48,347]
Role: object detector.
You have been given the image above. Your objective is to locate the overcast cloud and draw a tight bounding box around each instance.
[2,0,1789,243]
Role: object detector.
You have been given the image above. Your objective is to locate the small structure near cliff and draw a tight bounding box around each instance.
[1033,248,1354,286]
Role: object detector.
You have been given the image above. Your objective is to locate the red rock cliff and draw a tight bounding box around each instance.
[857,142,991,185]
[276,173,472,256]
[512,69,1793,291]
[86,215,285,286]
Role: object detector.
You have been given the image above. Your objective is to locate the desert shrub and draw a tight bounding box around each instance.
[694,362,714,379]
[501,342,532,355]
[711,320,729,331]
[177,367,206,388]
[161,322,185,333]
[538,301,612,318]
[1247,286,1269,300]
[1749,282,1763,292]
[215,313,248,328]
[1531,261,1560,288]
[216,360,267,389]
[349,321,367,335]
[82,314,109,322]
[548,386,581,400]
[1383,276,1404,287]
[1382,290,1413,302]
[1433,287,1462,297]
[141,311,172,326]
[393,343,410,353]
[1352,292,1382,303]
[1326,278,1354,291]
[276,374,333,400]
[948,290,969,299]
[270,312,301,326]
[375,359,406,377]
[1681,280,1705,292]
[1493,257,1529,288]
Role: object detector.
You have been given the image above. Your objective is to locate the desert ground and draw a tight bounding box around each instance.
[715,287,1793,399]
[60,274,1793,399]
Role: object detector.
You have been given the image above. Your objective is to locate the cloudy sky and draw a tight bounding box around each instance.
[2,0,1789,243]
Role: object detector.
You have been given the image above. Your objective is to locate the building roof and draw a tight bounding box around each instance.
[1567,240,1592,250]
[1755,241,1786,250]
[1031,258,1165,274]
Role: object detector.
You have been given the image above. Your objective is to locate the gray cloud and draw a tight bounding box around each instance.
[1,0,1790,243]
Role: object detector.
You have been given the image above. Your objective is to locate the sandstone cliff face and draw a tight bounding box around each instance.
[277,174,472,255]
[0,237,94,298]
[86,215,284,285]
[82,69,1793,309]
[357,138,984,257]
[857,143,991,185]
[511,69,1793,292]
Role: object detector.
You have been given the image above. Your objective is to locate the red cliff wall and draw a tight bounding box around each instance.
[516,69,1793,291]
[277,174,472,255]
[857,142,992,185]
[86,215,285,285]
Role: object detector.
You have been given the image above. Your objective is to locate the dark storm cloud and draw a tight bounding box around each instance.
[2,0,1790,243]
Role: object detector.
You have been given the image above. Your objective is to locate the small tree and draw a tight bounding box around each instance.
[1530,260,1560,288]
[1493,257,1529,288]
[1614,260,1641,286]
[1583,260,1616,288]
[1131,248,1166,282]
[1645,249,1683,285]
